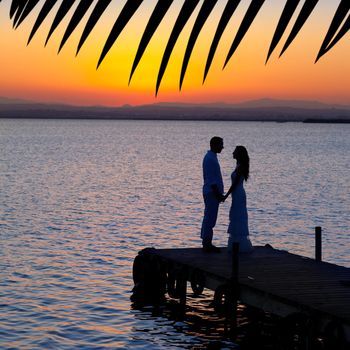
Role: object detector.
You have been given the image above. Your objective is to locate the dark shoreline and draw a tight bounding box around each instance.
[302,118,350,123]
[1,100,350,123]
[1,115,349,123]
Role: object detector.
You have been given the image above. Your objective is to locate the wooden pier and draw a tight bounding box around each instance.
[132,243,350,348]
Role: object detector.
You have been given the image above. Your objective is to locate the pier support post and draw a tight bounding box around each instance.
[131,249,167,307]
[315,226,322,262]
[179,279,187,308]
[229,242,239,338]
[177,267,188,318]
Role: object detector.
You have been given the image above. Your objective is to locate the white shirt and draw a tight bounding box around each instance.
[202,150,224,195]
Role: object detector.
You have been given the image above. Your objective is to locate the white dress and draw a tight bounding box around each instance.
[227,170,253,253]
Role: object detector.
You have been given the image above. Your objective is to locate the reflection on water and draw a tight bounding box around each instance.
[131,290,282,349]
[0,119,349,348]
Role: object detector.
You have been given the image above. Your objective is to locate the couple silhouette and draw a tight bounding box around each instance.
[201,137,253,254]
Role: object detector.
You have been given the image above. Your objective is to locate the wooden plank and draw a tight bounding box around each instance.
[146,246,350,327]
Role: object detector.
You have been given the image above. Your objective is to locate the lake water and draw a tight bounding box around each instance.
[0,119,349,349]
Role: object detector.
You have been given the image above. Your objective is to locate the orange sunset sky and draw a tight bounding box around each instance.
[0,0,349,106]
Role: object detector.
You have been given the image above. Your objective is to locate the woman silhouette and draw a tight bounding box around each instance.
[224,146,253,253]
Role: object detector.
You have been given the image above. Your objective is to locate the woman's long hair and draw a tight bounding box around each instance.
[235,146,249,181]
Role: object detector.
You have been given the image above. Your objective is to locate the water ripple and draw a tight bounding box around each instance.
[0,120,349,349]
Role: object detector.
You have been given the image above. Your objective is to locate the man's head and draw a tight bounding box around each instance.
[210,136,224,154]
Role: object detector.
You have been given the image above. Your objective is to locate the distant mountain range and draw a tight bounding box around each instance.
[144,98,350,110]
[1,97,350,122]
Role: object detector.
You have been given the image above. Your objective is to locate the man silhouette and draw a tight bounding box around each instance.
[201,137,224,253]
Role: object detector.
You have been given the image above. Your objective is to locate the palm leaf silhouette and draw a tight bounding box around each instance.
[321,14,350,59]
[12,0,29,26]
[129,0,174,84]
[10,1,22,19]
[76,0,112,55]
[15,0,40,29]
[179,0,218,90]
[203,0,240,84]
[279,0,318,58]
[316,0,350,62]
[266,0,301,63]
[97,0,144,68]
[155,0,200,95]
[223,0,265,69]
[45,0,76,46]
[58,0,94,53]
[27,0,57,45]
[3,0,350,93]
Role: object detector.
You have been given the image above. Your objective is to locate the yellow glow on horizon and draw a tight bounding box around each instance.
[1,1,350,106]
